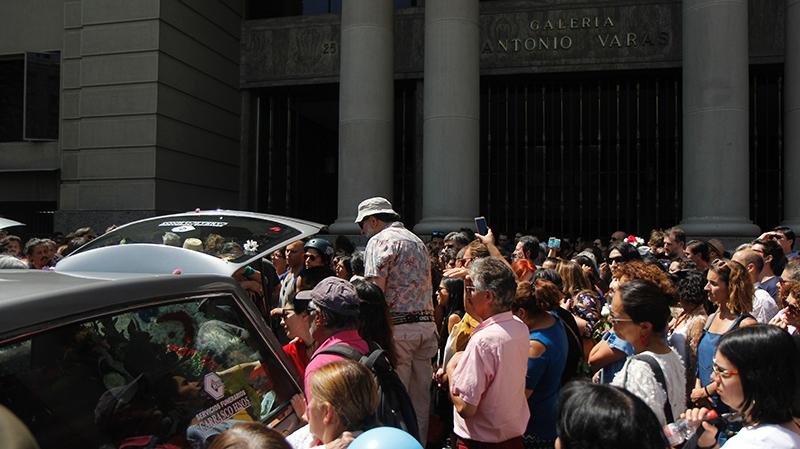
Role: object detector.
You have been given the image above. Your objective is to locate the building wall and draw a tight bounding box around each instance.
[0,0,64,211]
[55,0,244,233]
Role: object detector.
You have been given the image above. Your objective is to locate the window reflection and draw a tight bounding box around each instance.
[247,0,417,19]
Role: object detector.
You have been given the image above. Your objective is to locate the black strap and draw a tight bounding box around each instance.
[624,354,674,423]
[313,342,390,369]
[315,343,366,361]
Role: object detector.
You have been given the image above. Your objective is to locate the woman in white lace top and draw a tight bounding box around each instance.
[610,279,686,425]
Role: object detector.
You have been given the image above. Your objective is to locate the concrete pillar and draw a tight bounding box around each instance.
[329,0,394,234]
[679,0,760,237]
[414,0,480,234]
[782,0,800,233]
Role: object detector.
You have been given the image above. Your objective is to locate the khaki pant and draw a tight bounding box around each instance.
[392,321,439,443]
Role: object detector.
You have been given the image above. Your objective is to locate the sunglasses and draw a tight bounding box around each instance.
[711,359,739,379]
[608,257,623,264]
[304,253,317,261]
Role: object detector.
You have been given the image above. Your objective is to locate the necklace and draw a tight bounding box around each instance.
[669,304,700,334]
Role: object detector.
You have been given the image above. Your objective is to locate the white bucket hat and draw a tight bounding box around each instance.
[355,197,399,223]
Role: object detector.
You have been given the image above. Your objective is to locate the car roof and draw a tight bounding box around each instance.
[67,209,323,275]
[0,269,243,339]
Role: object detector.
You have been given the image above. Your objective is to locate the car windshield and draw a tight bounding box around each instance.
[71,213,303,265]
[0,293,302,449]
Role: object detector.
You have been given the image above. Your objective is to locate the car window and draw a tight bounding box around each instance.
[0,294,302,449]
[71,213,302,265]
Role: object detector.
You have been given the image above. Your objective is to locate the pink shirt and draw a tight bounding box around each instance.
[304,330,369,402]
[450,311,531,443]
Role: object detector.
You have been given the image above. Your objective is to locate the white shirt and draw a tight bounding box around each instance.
[752,288,779,323]
[722,423,800,449]
[612,349,686,425]
[772,309,798,335]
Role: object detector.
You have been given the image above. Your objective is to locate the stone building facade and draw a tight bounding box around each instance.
[1,0,797,240]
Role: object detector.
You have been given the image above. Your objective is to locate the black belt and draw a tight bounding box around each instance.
[391,311,434,325]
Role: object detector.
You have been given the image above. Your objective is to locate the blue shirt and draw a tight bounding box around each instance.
[525,314,568,440]
[599,330,635,384]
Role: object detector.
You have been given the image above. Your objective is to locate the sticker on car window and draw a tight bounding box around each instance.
[194,389,252,428]
[204,372,225,400]
[157,221,228,228]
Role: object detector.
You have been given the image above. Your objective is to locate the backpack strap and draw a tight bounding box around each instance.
[314,342,390,369]
[314,343,366,362]
[631,353,674,423]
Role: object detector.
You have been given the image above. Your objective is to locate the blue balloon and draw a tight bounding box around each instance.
[349,427,423,449]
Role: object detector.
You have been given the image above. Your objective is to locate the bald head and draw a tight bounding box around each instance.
[732,248,764,283]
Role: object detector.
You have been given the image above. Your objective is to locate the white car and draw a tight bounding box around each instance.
[0,210,323,449]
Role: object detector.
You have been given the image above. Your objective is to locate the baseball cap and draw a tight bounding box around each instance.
[354,197,399,224]
[295,276,361,316]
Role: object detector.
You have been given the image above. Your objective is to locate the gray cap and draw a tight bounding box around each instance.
[295,276,361,316]
[354,197,398,223]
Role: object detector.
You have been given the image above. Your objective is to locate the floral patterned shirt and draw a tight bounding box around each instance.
[569,291,601,337]
[364,221,433,314]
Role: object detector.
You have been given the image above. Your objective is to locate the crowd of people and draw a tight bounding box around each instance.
[2,201,800,449]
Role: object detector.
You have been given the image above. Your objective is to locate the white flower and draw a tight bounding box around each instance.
[243,240,259,254]
[601,304,611,318]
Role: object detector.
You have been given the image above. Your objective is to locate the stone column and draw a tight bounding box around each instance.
[414,0,480,234]
[329,0,394,234]
[783,0,800,233]
[679,0,760,237]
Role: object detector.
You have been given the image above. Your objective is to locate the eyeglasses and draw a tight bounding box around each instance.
[609,315,633,326]
[711,359,739,379]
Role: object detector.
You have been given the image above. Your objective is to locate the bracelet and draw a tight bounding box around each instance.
[704,385,711,397]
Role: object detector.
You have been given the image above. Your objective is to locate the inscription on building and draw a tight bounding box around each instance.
[478,5,680,71]
[241,2,685,86]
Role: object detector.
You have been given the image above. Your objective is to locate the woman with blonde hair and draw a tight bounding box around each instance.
[307,360,379,449]
[207,422,291,449]
[691,259,757,413]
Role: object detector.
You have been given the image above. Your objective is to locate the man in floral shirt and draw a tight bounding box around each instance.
[356,196,436,442]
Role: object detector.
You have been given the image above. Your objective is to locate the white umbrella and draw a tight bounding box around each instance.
[0,218,24,230]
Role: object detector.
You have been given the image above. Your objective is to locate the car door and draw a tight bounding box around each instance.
[0,289,304,449]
